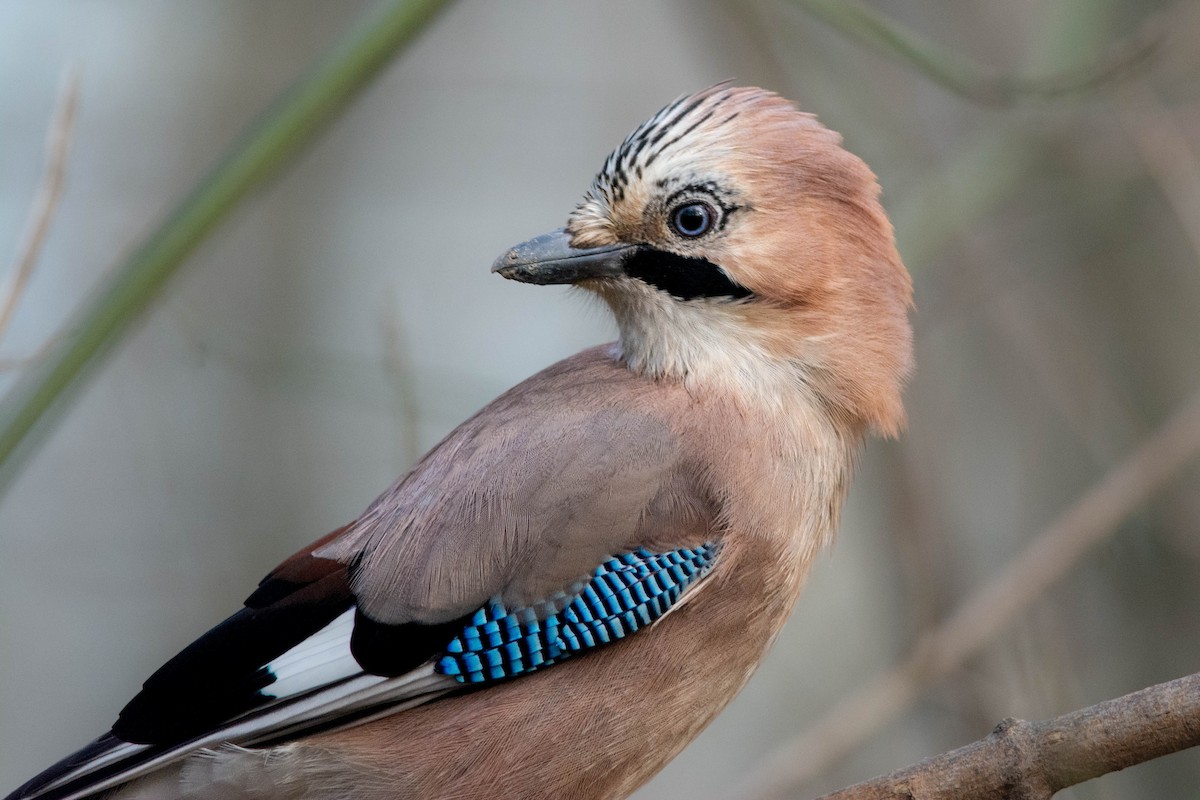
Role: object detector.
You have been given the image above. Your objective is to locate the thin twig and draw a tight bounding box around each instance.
[0,0,456,497]
[1116,82,1200,264]
[740,389,1200,800]
[784,0,1165,107]
[382,293,422,467]
[958,232,1131,464]
[880,440,957,635]
[0,69,80,343]
[0,335,62,373]
[816,671,1200,799]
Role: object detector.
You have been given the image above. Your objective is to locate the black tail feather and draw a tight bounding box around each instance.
[2,733,158,800]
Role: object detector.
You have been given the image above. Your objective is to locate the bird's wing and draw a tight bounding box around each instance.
[8,352,721,800]
[321,390,707,626]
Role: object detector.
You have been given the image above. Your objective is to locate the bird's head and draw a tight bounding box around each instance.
[493,85,913,437]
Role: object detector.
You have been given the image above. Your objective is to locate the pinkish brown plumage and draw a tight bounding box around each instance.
[7,85,912,800]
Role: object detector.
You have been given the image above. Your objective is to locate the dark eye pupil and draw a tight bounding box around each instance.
[672,203,712,237]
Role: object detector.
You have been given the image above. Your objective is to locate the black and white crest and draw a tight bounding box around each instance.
[592,84,767,203]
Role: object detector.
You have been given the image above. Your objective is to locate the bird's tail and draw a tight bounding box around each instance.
[2,733,167,800]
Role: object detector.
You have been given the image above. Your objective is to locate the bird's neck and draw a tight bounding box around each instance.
[605,289,823,418]
[604,289,861,559]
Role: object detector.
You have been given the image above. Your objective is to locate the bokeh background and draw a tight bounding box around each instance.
[2,1,1198,798]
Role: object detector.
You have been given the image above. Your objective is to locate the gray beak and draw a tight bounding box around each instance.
[491,228,636,285]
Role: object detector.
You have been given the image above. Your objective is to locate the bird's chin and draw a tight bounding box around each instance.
[573,276,622,293]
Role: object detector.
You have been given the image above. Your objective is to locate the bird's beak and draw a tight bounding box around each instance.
[492,228,636,285]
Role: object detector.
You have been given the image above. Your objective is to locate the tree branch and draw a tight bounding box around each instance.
[0,68,79,344]
[1116,82,1200,266]
[816,671,1200,799]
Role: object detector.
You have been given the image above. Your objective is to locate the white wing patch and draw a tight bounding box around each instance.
[32,665,456,800]
[23,611,457,800]
[26,741,151,800]
[261,608,359,700]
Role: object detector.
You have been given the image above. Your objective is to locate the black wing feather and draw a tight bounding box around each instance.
[3,735,156,800]
[3,524,475,800]
[113,567,353,744]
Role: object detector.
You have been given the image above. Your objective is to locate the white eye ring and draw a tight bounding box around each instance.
[670,202,716,238]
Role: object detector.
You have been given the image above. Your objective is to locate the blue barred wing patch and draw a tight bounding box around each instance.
[436,544,719,684]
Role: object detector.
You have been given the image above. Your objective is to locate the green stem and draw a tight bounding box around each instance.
[0,0,454,494]
[787,0,1161,106]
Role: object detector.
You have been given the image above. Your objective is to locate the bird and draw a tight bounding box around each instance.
[5,84,913,800]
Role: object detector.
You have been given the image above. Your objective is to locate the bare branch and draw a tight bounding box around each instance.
[783,0,1165,107]
[815,671,1200,799]
[0,68,80,343]
[0,334,62,373]
[1116,82,1200,265]
[741,389,1200,800]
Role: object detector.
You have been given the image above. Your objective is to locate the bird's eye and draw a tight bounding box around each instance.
[669,202,716,238]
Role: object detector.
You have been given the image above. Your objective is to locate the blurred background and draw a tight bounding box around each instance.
[1,1,1198,798]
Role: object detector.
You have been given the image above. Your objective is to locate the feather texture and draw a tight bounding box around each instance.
[9,534,722,800]
[438,544,720,683]
[6,84,913,800]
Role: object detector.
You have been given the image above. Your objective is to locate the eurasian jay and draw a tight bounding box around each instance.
[5,84,913,800]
